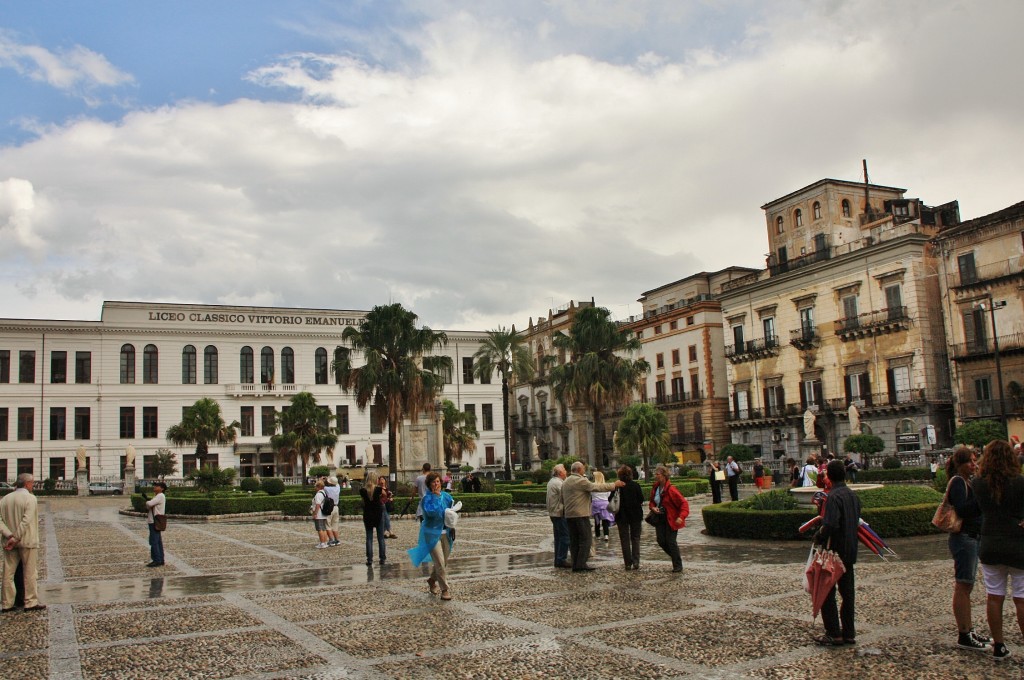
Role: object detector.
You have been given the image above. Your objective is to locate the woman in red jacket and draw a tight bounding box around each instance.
[649,465,688,572]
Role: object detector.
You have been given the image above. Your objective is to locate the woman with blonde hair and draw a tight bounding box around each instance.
[359,471,386,566]
[973,440,1024,661]
[591,470,614,542]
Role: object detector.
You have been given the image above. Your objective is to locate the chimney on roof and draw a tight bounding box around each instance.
[862,159,870,214]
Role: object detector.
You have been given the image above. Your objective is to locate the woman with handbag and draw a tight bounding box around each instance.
[708,460,723,504]
[943,447,991,652]
[649,465,688,572]
[972,440,1024,661]
[613,465,645,570]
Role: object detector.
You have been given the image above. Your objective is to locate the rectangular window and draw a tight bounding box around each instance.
[0,407,7,440]
[732,325,744,350]
[464,404,476,427]
[119,407,135,439]
[763,317,776,343]
[345,444,356,465]
[842,295,858,328]
[51,350,67,383]
[19,350,35,383]
[335,405,349,435]
[734,390,749,418]
[18,407,34,440]
[74,407,91,439]
[889,365,912,403]
[481,403,493,431]
[885,284,903,319]
[669,320,678,330]
[686,316,694,326]
[656,353,664,369]
[765,384,784,417]
[671,349,680,366]
[240,406,255,437]
[654,325,663,335]
[485,445,496,466]
[799,307,815,339]
[462,357,474,384]
[0,460,5,480]
[655,380,666,403]
[690,374,700,399]
[75,351,91,383]
[369,405,383,434]
[49,407,66,440]
[688,345,698,362]
[974,377,992,401]
[957,252,977,284]
[49,457,66,481]
[143,407,158,438]
[0,350,8,382]
[261,406,276,436]
[17,458,33,476]
[671,376,686,400]
[372,444,382,465]
[801,378,823,408]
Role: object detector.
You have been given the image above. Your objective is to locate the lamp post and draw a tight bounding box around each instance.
[977,298,1007,427]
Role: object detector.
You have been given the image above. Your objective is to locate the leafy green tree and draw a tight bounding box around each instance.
[440,399,479,467]
[616,402,670,477]
[843,434,885,456]
[151,448,178,479]
[719,443,756,463]
[549,306,649,469]
[473,326,534,478]
[189,466,236,493]
[166,398,239,470]
[333,303,452,477]
[270,392,338,481]
[954,419,1008,448]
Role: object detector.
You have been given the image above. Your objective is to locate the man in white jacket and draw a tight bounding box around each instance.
[0,474,44,611]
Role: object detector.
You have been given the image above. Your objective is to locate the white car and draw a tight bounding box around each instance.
[88,481,123,495]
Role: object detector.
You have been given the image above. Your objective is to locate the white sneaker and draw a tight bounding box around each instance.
[316,543,328,549]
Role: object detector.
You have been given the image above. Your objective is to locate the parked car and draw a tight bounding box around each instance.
[88,481,123,495]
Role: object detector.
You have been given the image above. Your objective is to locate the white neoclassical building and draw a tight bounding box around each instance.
[0,301,506,483]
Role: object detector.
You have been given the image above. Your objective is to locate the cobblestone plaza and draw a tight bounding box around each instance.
[1,494,1019,679]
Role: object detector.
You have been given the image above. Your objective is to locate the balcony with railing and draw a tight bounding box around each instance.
[225,383,305,398]
[725,336,781,363]
[789,326,818,350]
[949,255,1024,290]
[728,389,953,425]
[834,306,910,340]
[769,247,831,277]
[645,390,706,408]
[950,331,1024,362]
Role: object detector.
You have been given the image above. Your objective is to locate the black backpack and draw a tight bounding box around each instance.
[320,492,335,515]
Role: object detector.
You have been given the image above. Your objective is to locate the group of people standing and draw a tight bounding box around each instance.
[546,461,689,573]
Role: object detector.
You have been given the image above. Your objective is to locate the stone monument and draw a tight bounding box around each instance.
[76,444,89,497]
[124,444,137,494]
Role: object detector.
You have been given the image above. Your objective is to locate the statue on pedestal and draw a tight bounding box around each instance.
[803,409,817,440]
[76,445,87,472]
[848,404,861,435]
[125,444,136,468]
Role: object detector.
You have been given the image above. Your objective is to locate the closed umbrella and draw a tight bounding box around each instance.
[805,546,846,619]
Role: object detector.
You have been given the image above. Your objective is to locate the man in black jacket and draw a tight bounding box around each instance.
[814,460,861,645]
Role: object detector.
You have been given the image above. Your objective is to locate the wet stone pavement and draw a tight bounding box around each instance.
[1,492,1020,679]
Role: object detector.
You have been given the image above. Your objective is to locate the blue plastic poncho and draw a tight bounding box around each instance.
[407,491,455,567]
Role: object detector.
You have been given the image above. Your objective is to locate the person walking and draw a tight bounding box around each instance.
[141,481,167,567]
[360,471,386,565]
[414,462,431,519]
[752,458,765,494]
[813,460,861,646]
[408,471,456,600]
[561,461,622,572]
[324,476,342,547]
[649,465,688,572]
[973,439,1024,661]
[613,465,645,570]
[943,447,991,651]
[546,464,571,568]
[725,456,741,501]
[0,473,44,612]
[591,470,614,542]
[310,481,330,549]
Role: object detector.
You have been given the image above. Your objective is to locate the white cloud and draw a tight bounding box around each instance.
[0,30,133,98]
[1,0,1022,330]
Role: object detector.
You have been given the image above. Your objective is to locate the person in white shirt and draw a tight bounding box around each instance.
[311,481,329,549]
[801,456,820,487]
[142,481,167,567]
[324,476,342,547]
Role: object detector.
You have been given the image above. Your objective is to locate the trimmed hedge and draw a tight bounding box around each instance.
[509,481,705,506]
[131,491,513,516]
[857,466,933,482]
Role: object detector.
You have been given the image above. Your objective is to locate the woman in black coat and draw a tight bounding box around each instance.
[708,460,724,504]
[612,465,646,570]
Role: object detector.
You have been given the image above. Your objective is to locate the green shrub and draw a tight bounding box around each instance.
[43,478,57,493]
[735,489,799,511]
[719,443,755,462]
[239,477,261,492]
[881,456,902,469]
[844,433,885,456]
[308,465,330,478]
[934,469,948,492]
[954,419,1007,448]
[855,485,941,509]
[858,466,932,482]
[261,477,286,495]
[189,466,236,493]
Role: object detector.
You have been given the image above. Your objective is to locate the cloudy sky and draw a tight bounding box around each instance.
[1,0,1022,331]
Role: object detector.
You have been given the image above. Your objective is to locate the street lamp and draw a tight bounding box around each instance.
[976,298,1007,427]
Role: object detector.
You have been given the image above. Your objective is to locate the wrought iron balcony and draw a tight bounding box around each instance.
[834,306,909,340]
[950,331,1024,362]
[949,255,1024,289]
[725,336,781,363]
[769,247,831,277]
[790,326,818,350]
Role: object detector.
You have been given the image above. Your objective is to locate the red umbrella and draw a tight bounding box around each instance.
[805,547,846,619]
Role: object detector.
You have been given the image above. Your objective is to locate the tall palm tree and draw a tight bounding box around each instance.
[616,402,670,479]
[333,303,452,478]
[165,397,239,470]
[548,306,649,469]
[269,391,338,481]
[473,326,533,478]
[440,399,478,467]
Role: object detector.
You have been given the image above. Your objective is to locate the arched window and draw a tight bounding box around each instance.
[120,344,135,384]
[794,208,803,227]
[204,346,218,384]
[181,345,196,384]
[314,347,328,385]
[240,346,254,384]
[813,201,821,220]
[261,347,274,384]
[842,199,851,218]
[775,216,784,234]
[693,413,704,442]
[281,347,294,384]
[143,344,158,384]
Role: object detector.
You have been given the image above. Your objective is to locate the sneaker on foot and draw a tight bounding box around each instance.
[316,543,328,549]
[958,632,990,651]
[969,630,992,646]
[994,642,1011,661]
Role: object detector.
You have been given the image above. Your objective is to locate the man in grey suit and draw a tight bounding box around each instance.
[561,462,622,571]
[1,473,44,612]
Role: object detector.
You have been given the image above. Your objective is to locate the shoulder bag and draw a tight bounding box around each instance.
[607,487,621,514]
[153,513,167,532]
[931,477,963,533]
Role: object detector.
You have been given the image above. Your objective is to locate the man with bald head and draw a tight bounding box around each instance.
[546,464,571,568]
[561,461,623,572]
[1,473,44,612]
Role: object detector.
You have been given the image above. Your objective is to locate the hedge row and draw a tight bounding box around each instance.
[509,480,706,506]
[131,492,512,516]
[856,467,933,482]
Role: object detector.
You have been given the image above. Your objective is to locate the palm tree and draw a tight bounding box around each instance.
[165,397,239,470]
[440,399,478,467]
[333,303,452,478]
[616,402,670,479]
[269,391,338,481]
[473,326,533,478]
[548,306,649,469]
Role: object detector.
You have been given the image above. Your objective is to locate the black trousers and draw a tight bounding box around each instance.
[617,519,642,567]
[567,517,593,569]
[821,563,856,640]
[655,522,682,569]
[727,475,740,501]
[710,478,723,504]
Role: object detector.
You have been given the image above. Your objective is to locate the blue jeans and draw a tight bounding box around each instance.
[949,532,980,585]
[148,523,164,564]
[382,506,392,533]
[365,524,386,564]
[551,516,569,565]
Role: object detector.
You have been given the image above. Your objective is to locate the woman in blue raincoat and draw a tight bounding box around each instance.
[407,471,455,600]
